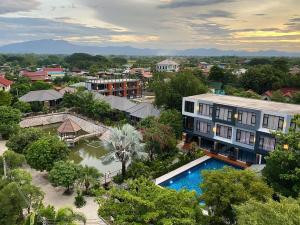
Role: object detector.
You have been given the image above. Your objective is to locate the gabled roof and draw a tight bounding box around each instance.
[0,77,13,87]
[57,119,81,133]
[127,102,161,119]
[157,59,179,66]
[19,89,63,102]
[59,87,76,95]
[93,92,137,112]
[263,88,300,98]
[21,70,48,81]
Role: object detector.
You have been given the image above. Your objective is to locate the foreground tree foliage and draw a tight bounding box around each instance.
[49,161,81,193]
[159,109,183,139]
[0,90,12,106]
[0,106,21,138]
[78,165,102,193]
[263,115,300,197]
[0,150,25,175]
[153,72,208,110]
[201,167,273,225]
[0,169,44,225]
[235,198,300,225]
[25,205,86,225]
[99,178,206,225]
[6,127,42,154]
[26,135,70,171]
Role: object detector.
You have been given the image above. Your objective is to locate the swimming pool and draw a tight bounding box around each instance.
[159,158,241,195]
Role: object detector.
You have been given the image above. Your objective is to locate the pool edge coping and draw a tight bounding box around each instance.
[154,155,211,185]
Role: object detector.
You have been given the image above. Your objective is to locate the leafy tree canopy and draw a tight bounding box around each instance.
[0,91,12,106]
[0,106,21,138]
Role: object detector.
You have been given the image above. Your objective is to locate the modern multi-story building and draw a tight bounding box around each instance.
[182,94,300,164]
[85,78,142,98]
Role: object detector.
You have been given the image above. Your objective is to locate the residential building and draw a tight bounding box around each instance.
[0,76,13,92]
[182,93,300,164]
[19,89,63,107]
[20,70,49,82]
[86,78,142,98]
[94,92,160,123]
[156,59,179,72]
[289,65,300,75]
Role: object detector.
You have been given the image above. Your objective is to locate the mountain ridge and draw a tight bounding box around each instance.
[0,39,299,57]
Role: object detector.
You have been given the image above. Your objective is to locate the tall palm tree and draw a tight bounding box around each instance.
[78,166,102,193]
[103,124,143,177]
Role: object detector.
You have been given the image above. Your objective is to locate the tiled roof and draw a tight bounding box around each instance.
[57,119,81,133]
[127,102,161,119]
[21,70,48,81]
[43,67,64,72]
[263,88,300,98]
[19,89,63,102]
[0,77,13,86]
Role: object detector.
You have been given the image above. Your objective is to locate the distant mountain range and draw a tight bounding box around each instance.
[0,39,299,57]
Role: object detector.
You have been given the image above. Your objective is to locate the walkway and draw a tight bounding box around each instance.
[25,165,108,225]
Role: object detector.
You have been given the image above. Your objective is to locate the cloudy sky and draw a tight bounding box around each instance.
[0,0,300,51]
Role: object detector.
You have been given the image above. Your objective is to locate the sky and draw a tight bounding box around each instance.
[0,0,300,51]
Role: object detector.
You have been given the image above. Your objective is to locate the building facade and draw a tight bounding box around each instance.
[156,59,179,72]
[182,94,300,164]
[86,78,142,98]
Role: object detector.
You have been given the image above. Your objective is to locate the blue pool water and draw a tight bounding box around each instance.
[160,158,241,195]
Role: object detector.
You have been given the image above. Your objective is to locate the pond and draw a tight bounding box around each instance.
[37,123,122,174]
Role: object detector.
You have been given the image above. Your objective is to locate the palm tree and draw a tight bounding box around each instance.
[24,206,86,225]
[78,166,102,193]
[103,124,143,177]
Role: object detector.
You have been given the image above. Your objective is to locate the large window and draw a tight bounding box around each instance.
[216,107,232,121]
[259,136,276,151]
[184,116,194,130]
[196,121,211,134]
[262,114,284,131]
[236,129,255,146]
[216,124,232,139]
[198,103,213,117]
[184,101,194,113]
[238,111,256,126]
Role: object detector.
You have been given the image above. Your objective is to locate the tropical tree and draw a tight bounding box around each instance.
[0,150,25,175]
[30,81,52,91]
[78,165,102,193]
[0,106,21,138]
[0,90,12,106]
[201,167,273,225]
[6,128,43,154]
[263,115,300,197]
[12,100,32,113]
[103,124,143,177]
[99,177,206,225]
[49,161,80,193]
[25,206,86,225]
[159,109,183,139]
[26,136,70,171]
[143,122,177,160]
[235,198,300,225]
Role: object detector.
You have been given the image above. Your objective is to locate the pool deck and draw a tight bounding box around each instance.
[204,150,248,169]
[154,155,211,185]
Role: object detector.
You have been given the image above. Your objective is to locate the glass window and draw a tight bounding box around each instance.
[259,136,276,151]
[184,116,194,130]
[196,121,211,134]
[216,124,232,139]
[216,107,232,121]
[236,129,255,146]
[184,101,194,113]
[198,103,213,117]
[237,110,256,126]
[263,114,284,131]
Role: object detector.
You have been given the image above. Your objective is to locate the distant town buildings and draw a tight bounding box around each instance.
[20,67,65,82]
[289,65,300,75]
[86,78,142,99]
[129,68,153,79]
[262,88,300,101]
[156,59,179,72]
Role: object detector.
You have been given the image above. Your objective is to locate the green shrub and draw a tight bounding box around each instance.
[74,191,86,208]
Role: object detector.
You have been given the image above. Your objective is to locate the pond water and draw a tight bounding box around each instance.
[37,123,122,173]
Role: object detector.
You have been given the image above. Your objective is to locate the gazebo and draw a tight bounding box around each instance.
[57,119,82,144]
